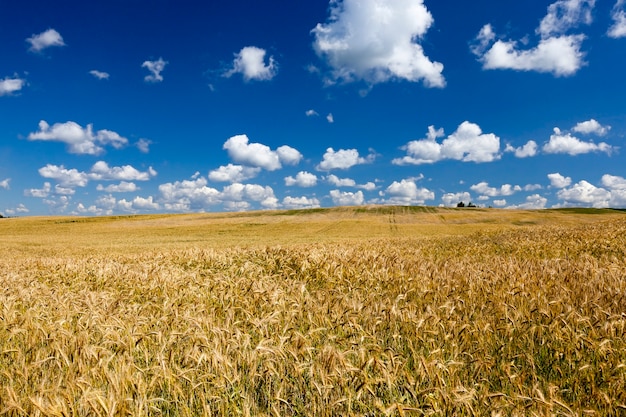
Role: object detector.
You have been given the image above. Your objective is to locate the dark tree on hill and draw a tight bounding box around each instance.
[457,202,465,208]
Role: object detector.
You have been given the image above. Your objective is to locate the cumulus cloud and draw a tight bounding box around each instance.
[4,204,29,216]
[330,190,365,206]
[572,119,610,136]
[209,164,261,183]
[89,161,156,181]
[27,28,65,52]
[441,192,472,207]
[505,140,538,158]
[317,147,375,171]
[159,177,221,211]
[326,174,376,190]
[507,194,548,209]
[223,134,302,171]
[311,0,444,87]
[0,178,9,189]
[609,0,626,38]
[472,0,595,76]
[0,76,26,96]
[142,58,168,82]
[548,173,572,188]
[557,180,611,207]
[602,174,626,190]
[282,196,321,209]
[222,183,278,210]
[36,162,154,194]
[276,145,303,166]
[159,174,278,212]
[602,174,626,206]
[380,179,435,205]
[96,182,138,193]
[39,165,89,187]
[285,171,318,188]
[543,128,613,155]
[326,174,356,187]
[393,122,500,165]
[223,46,277,81]
[28,120,129,155]
[89,70,110,80]
[24,182,51,198]
[129,196,160,211]
[470,182,521,197]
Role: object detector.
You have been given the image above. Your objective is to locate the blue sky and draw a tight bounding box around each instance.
[2,0,626,216]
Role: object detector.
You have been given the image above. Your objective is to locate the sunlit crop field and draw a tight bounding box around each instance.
[1,207,625,416]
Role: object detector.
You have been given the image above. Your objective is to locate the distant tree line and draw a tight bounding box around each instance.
[456,201,477,208]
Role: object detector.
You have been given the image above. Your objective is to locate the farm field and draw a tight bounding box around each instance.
[1,206,626,416]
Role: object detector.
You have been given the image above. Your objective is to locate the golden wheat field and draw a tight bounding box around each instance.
[1,206,626,416]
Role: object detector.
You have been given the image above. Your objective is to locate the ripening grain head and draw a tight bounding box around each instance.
[1,209,625,415]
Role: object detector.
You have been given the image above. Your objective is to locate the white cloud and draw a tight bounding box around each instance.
[326,174,356,187]
[475,34,586,77]
[159,174,278,212]
[317,147,375,171]
[543,128,613,155]
[441,192,472,207]
[472,0,594,76]
[311,0,444,87]
[538,0,595,37]
[524,184,543,191]
[505,140,538,158]
[36,162,153,194]
[602,174,626,206]
[493,199,507,207]
[130,196,160,211]
[557,180,611,207]
[24,182,51,198]
[159,177,221,211]
[89,70,110,80]
[470,182,521,197]
[39,165,89,187]
[96,182,138,193]
[8,204,29,214]
[282,196,321,209]
[548,173,572,188]
[393,122,500,165]
[142,58,168,83]
[507,194,548,209]
[572,119,610,136]
[326,113,334,123]
[601,174,626,190]
[0,76,26,96]
[27,28,65,52]
[223,134,302,171]
[55,184,76,195]
[609,0,626,38]
[0,178,9,189]
[276,145,303,166]
[330,190,364,206]
[285,171,318,187]
[221,183,278,210]
[305,109,319,117]
[136,138,152,153]
[358,182,377,191]
[89,161,156,181]
[209,164,261,183]
[223,46,277,81]
[381,179,435,205]
[28,120,129,155]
